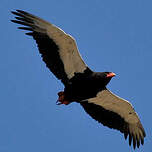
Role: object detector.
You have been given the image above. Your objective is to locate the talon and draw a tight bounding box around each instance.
[56,100,62,105]
[57,91,70,105]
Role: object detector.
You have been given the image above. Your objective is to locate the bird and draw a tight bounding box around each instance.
[11,10,146,149]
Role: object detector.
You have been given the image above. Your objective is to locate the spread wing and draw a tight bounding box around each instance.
[11,10,89,85]
[80,88,146,149]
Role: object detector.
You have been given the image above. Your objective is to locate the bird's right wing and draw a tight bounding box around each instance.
[11,10,90,85]
[80,88,146,149]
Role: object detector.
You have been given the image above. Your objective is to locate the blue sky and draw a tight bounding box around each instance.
[1,0,151,151]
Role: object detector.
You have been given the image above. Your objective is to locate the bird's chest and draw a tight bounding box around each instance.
[64,77,104,101]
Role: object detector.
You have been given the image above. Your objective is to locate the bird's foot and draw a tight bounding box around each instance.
[56,91,70,105]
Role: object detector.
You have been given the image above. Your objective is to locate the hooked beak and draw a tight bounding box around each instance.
[106,72,116,78]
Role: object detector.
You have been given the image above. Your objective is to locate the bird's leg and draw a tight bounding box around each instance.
[56,91,70,105]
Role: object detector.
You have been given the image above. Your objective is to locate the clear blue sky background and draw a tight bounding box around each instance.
[1,0,151,151]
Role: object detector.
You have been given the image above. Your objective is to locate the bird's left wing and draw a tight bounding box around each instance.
[11,10,89,85]
[80,88,146,149]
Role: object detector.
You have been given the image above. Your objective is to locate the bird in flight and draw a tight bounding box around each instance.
[11,10,146,149]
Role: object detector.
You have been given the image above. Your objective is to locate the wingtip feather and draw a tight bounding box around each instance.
[25,32,33,36]
[124,133,128,140]
[16,9,27,14]
[141,137,144,145]
[18,27,33,31]
[133,135,136,149]
[129,134,132,146]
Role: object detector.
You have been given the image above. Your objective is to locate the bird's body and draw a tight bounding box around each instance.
[11,10,146,149]
[63,70,113,102]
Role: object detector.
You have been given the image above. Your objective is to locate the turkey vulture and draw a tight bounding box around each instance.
[11,10,146,149]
